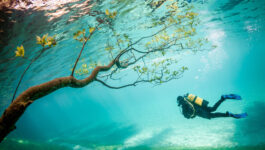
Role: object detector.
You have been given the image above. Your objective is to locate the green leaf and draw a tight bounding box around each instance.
[105,45,114,51]
[173,71,178,75]
[142,67,148,72]
[82,64,87,68]
[123,34,129,39]
[182,66,188,70]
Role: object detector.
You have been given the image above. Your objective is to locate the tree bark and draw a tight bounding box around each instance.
[0,60,115,142]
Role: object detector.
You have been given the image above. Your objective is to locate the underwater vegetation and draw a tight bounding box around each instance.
[1,138,265,150]
[0,0,215,142]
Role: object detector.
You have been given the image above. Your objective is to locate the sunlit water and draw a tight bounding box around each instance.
[0,0,265,149]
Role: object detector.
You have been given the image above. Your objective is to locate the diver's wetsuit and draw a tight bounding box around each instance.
[194,97,229,119]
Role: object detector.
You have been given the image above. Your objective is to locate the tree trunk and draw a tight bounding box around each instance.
[0,60,115,142]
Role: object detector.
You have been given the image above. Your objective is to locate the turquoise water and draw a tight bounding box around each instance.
[0,0,265,149]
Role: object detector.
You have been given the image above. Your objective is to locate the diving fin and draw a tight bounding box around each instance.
[227,112,248,119]
[222,94,242,100]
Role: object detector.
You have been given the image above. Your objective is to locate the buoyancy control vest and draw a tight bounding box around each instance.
[184,93,209,107]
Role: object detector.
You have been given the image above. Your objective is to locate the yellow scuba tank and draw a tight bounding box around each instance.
[184,94,204,107]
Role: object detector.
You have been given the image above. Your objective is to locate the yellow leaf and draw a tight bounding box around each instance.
[145,42,151,47]
[82,64,87,68]
[36,36,41,44]
[112,11,117,18]
[78,38,84,42]
[177,15,184,19]
[73,30,82,39]
[47,36,53,41]
[40,34,48,46]
[15,45,25,57]
[118,39,123,43]
[105,45,114,51]
[42,34,48,41]
[142,67,148,72]
[83,68,89,74]
[15,51,20,57]
[89,27,95,33]
[45,41,52,46]
[105,9,110,16]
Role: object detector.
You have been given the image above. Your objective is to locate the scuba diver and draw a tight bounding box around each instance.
[177,93,248,119]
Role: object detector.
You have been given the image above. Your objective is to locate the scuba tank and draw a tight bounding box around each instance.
[184,93,209,107]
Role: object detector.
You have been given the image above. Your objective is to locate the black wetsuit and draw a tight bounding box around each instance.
[194,97,229,119]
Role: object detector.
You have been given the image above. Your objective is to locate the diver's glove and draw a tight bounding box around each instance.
[222,94,242,100]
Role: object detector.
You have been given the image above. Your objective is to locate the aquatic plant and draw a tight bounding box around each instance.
[0,0,214,142]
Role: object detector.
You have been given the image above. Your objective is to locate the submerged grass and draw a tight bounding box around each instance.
[0,138,70,150]
[1,138,265,150]
[131,145,265,150]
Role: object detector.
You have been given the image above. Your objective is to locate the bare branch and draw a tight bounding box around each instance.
[95,78,149,89]
[12,47,50,102]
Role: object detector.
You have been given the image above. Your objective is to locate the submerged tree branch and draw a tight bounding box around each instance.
[1,35,157,141]
[0,59,115,143]
[71,23,102,77]
[95,78,149,89]
[11,47,48,102]
[0,2,210,143]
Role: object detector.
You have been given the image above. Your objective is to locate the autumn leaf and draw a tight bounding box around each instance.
[46,36,56,47]
[73,30,82,39]
[89,27,95,33]
[82,64,87,68]
[111,11,117,18]
[105,45,114,51]
[42,34,48,45]
[36,36,41,44]
[105,9,117,19]
[105,9,110,16]
[15,45,25,57]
